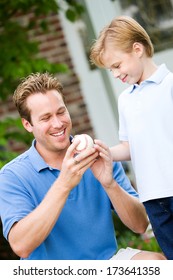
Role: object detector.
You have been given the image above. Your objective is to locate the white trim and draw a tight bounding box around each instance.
[59,11,119,145]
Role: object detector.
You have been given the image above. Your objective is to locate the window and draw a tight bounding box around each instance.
[113,0,173,52]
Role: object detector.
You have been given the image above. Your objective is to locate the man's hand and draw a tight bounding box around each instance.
[58,138,99,191]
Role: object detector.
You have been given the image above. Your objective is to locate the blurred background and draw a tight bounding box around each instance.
[1,0,172,259]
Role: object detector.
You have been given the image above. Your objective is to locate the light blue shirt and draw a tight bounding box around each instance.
[118,64,173,202]
[0,140,138,259]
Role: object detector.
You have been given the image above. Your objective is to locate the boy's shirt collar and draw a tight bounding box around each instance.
[129,64,170,93]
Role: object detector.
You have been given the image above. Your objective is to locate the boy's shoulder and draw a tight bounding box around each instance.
[118,85,134,101]
[122,85,134,94]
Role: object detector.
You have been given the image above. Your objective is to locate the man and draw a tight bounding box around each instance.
[0,73,165,260]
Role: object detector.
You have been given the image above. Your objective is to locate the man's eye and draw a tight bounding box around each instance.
[58,110,66,115]
[41,116,50,121]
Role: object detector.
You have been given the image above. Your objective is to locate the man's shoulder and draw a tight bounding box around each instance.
[0,150,29,174]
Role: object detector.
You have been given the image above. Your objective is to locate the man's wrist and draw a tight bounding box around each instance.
[103,179,118,189]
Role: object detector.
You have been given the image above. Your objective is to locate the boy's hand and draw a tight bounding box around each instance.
[91,139,114,188]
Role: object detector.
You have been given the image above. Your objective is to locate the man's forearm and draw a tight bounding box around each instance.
[105,182,148,233]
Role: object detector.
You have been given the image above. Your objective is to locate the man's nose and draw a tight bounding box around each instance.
[51,116,63,127]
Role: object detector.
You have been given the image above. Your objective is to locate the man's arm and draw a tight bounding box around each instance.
[102,181,148,234]
[8,141,98,259]
[91,139,148,234]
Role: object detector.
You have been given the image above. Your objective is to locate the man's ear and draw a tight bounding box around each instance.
[21,118,33,133]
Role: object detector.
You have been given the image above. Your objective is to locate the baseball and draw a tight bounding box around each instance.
[73,134,94,152]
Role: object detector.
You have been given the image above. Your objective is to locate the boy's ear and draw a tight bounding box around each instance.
[21,118,33,133]
[133,42,144,57]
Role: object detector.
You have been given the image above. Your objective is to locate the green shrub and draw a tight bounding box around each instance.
[113,213,161,252]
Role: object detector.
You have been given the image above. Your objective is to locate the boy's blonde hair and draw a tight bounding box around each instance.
[13,72,64,123]
[90,15,154,68]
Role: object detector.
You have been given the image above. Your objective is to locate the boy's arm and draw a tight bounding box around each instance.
[110,141,131,161]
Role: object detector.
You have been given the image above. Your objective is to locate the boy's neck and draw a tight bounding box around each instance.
[139,58,158,83]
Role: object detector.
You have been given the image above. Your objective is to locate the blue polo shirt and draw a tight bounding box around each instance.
[0,140,138,260]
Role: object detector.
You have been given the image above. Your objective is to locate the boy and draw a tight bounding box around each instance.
[90,15,173,259]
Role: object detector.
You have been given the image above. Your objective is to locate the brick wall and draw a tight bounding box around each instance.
[0,12,95,260]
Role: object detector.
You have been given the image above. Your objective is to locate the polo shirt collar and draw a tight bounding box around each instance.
[28,136,74,172]
[146,63,169,84]
[28,140,49,172]
[129,64,170,93]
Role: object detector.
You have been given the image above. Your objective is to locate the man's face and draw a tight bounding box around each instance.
[22,90,72,155]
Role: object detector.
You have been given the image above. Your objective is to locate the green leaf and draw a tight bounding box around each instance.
[0,0,85,169]
[66,9,77,22]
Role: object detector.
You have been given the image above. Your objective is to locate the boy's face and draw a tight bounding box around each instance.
[102,42,145,84]
[22,90,72,156]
